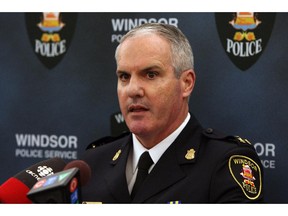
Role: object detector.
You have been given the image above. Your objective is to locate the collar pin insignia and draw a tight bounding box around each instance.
[185,148,195,160]
[112,150,122,161]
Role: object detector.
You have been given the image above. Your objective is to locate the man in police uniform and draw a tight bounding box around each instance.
[80,23,263,203]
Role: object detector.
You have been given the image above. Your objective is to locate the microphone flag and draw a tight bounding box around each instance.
[27,167,81,203]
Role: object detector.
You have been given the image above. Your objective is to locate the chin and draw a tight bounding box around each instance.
[128,124,150,136]
[129,127,148,135]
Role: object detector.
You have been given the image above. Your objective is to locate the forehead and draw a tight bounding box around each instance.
[117,34,172,65]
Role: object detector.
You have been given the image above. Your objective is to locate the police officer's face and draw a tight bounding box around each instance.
[116,33,193,148]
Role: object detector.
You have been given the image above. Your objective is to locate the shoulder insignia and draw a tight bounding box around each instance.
[202,128,252,146]
[234,136,252,145]
[229,155,262,200]
[86,132,130,150]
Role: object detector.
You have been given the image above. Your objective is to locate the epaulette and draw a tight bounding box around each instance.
[228,135,252,145]
[202,128,251,145]
[86,131,130,150]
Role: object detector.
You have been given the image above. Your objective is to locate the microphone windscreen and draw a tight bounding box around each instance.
[0,177,31,203]
[0,157,66,203]
[64,160,91,186]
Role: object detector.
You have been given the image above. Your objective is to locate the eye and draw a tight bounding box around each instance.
[146,71,158,79]
[118,72,130,82]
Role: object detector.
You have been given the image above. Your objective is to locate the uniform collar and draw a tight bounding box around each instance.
[131,113,191,173]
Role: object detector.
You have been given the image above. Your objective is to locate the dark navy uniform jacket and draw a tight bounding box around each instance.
[80,114,264,203]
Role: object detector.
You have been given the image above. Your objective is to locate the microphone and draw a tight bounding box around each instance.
[63,160,91,186]
[0,157,66,203]
[27,160,91,203]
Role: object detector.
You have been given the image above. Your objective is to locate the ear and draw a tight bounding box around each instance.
[181,69,196,98]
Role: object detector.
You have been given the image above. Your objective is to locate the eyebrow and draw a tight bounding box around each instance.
[116,64,164,75]
[116,70,128,76]
[142,65,162,72]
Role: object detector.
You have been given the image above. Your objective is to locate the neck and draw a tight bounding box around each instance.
[135,111,189,149]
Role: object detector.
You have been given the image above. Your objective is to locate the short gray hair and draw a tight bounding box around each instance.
[115,23,194,78]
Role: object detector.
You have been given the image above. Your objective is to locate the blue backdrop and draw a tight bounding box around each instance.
[0,12,286,203]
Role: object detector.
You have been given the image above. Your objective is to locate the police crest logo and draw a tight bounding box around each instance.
[215,12,276,71]
[229,155,262,200]
[25,12,78,69]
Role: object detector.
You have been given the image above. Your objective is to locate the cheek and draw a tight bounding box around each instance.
[154,84,181,111]
[117,89,126,107]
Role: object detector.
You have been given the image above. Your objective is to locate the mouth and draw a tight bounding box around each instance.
[128,104,149,113]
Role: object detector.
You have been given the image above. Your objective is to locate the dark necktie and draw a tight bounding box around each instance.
[131,151,154,199]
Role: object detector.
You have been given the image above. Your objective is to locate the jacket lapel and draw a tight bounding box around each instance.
[104,135,132,203]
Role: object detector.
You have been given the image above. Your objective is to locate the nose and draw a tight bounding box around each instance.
[126,76,144,98]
